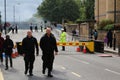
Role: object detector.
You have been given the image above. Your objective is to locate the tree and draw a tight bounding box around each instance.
[85,0,95,20]
[37,0,79,23]
[75,0,95,21]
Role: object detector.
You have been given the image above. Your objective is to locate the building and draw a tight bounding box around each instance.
[95,0,120,24]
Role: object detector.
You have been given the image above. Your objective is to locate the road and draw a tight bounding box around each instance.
[0,29,120,80]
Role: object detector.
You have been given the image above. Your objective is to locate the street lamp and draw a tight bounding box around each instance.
[13,3,20,25]
[4,0,7,34]
[0,11,1,25]
[113,0,116,50]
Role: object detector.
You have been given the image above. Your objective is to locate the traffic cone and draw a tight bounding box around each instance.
[12,53,16,58]
[12,49,16,58]
[76,47,80,52]
[83,45,86,53]
[15,48,19,57]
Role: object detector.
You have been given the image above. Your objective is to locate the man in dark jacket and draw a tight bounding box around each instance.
[40,28,58,77]
[107,29,113,48]
[22,31,39,76]
[0,32,4,63]
[3,35,14,70]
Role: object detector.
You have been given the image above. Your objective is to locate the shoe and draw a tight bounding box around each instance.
[29,73,33,76]
[5,67,8,70]
[10,65,13,68]
[42,70,45,74]
[47,74,53,77]
[24,69,28,75]
[24,71,27,75]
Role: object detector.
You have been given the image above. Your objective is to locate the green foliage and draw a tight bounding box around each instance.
[103,24,114,30]
[99,19,113,30]
[37,0,79,23]
[75,0,95,21]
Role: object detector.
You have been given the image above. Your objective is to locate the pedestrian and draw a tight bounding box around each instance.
[12,25,15,34]
[3,35,14,70]
[35,25,38,32]
[107,29,113,48]
[40,28,58,77]
[63,26,66,32]
[0,32,4,64]
[72,29,76,41]
[30,26,33,32]
[104,35,108,47]
[22,31,39,76]
[41,26,43,32]
[0,24,3,33]
[93,29,98,40]
[60,28,66,51]
[15,24,18,34]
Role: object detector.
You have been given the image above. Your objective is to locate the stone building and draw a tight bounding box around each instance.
[95,0,120,24]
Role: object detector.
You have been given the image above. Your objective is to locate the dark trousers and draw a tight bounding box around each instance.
[42,55,54,74]
[62,46,65,51]
[24,55,35,74]
[0,50,3,63]
[107,40,112,48]
[5,54,12,68]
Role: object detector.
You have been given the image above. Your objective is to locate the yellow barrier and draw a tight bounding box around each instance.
[14,41,94,53]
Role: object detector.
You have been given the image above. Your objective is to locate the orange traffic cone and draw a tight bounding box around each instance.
[12,53,16,58]
[12,49,16,58]
[15,48,19,57]
[76,47,80,52]
[83,45,86,53]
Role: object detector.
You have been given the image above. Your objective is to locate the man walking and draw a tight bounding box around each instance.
[3,35,14,70]
[40,28,58,77]
[22,31,39,76]
[0,32,4,64]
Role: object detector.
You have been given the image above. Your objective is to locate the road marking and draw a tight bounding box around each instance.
[0,69,4,80]
[61,67,66,70]
[66,56,90,65]
[80,60,90,64]
[105,69,120,75]
[71,72,81,78]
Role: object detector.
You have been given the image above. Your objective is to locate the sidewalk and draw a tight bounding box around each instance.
[104,47,118,54]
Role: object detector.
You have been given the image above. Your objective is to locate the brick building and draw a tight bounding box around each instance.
[95,0,120,24]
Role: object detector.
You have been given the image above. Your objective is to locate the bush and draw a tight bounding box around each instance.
[103,24,114,30]
[99,19,113,30]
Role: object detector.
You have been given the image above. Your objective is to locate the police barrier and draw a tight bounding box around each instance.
[14,41,94,54]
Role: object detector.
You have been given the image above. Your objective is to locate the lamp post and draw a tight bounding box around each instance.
[13,5,15,25]
[4,0,7,34]
[13,3,20,25]
[113,0,116,50]
[0,11,1,25]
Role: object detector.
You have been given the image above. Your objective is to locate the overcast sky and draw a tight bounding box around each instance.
[0,0,42,22]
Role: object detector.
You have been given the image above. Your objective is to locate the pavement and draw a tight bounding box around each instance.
[0,29,120,80]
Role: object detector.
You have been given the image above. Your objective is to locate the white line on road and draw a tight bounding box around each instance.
[66,56,90,65]
[71,72,81,78]
[0,69,4,80]
[105,69,120,75]
[61,67,66,70]
[80,60,90,64]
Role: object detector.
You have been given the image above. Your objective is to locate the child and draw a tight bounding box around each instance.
[104,35,108,47]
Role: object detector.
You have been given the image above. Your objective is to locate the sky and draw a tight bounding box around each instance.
[0,0,42,22]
